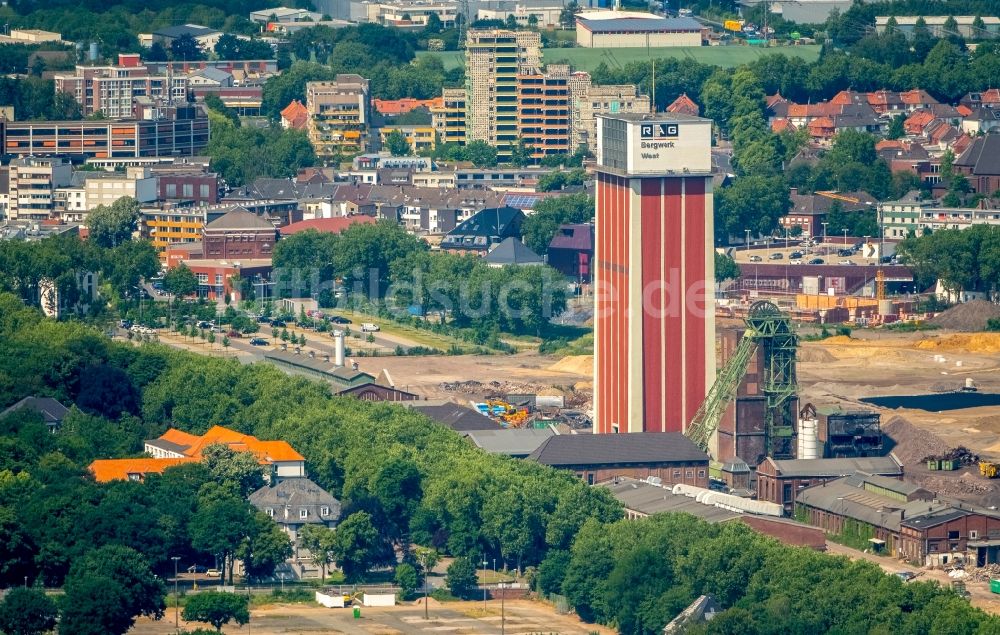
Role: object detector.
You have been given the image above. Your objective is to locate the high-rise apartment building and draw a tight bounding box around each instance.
[517,65,571,160]
[8,157,73,221]
[593,113,714,435]
[569,73,652,151]
[54,54,188,119]
[464,29,541,160]
[431,88,466,146]
[306,75,371,157]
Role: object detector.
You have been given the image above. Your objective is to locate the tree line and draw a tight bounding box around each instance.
[272,221,570,337]
[897,224,1000,298]
[2,287,999,632]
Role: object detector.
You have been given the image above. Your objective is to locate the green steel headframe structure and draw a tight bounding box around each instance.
[685,300,798,460]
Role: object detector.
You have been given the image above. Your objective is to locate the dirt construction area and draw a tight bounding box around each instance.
[798,330,1000,506]
[131,598,614,634]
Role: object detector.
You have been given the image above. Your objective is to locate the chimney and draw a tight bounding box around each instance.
[333,331,346,367]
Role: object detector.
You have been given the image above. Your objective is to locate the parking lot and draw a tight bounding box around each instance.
[733,239,883,267]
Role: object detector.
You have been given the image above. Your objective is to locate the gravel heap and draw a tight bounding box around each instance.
[882,415,949,467]
[930,300,1000,331]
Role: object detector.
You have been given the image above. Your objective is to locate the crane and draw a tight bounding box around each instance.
[685,301,799,461]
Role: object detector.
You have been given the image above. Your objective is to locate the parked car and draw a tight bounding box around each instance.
[270,320,286,328]
[837,249,853,257]
[789,259,803,265]
[249,338,268,346]
[769,252,783,260]
[748,255,763,262]
[361,323,380,333]
[896,571,917,582]
[197,321,213,329]
[118,319,132,329]
[329,316,352,325]
[838,259,856,265]
[227,330,242,338]
[808,258,824,265]
[256,316,270,323]
[206,569,221,578]
[789,251,803,259]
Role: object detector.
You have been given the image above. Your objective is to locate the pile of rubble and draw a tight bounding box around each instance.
[440,379,591,411]
[960,564,1000,583]
[883,415,949,467]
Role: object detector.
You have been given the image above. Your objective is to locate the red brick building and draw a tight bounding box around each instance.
[756,456,903,515]
[202,208,278,260]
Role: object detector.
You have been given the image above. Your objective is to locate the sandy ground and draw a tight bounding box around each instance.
[130,598,614,634]
[798,331,1000,453]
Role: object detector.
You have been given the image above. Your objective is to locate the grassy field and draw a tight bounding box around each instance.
[417,44,820,71]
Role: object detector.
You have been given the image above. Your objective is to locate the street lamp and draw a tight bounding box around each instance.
[821,221,828,245]
[843,228,849,245]
[172,556,181,630]
[745,228,751,251]
[482,559,488,610]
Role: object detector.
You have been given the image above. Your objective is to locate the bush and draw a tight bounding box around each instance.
[836,325,852,337]
[988,318,1000,332]
[395,563,419,601]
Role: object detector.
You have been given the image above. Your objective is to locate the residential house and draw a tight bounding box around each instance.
[249,478,341,545]
[484,237,544,267]
[954,134,1000,194]
[280,100,309,130]
[961,89,1000,110]
[439,206,525,254]
[187,67,233,88]
[547,223,593,283]
[667,93,700,117]
[0,396,70,432]
[903,110,936,136]
[755,455,904,515]
[527,432,710,486]
[899,89,938,112]
[962,108,1000,135]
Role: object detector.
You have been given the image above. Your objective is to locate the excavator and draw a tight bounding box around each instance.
[485,399,530,428]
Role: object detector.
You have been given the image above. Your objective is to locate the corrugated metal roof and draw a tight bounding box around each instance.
[770,456,902,478]
[464,428,555,456]
[578,16,702,32]
[601,479,740,522]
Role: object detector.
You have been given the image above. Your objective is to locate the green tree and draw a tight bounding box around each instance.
[715,252,741,282]
[85,197,140,248]
[445,556,477,599]
[102,239,160,301]
[190,496,254,584]
[464,141,498,167]
[520,193,593,253]
[0,588,57,635]
[299,524,338,581]
[182,591,250,632]
[201,444,265,497]
[384,129,412,156]
[170,34,204,61]
[163,264,198,299]
[60,545,166,635]
[887,114,905,140]
[395,562,419,600]
[509,139,534,167]
[237,511,293,581]
[333,511,394,581]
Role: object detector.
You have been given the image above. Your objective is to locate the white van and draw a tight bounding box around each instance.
[360,323,380,333]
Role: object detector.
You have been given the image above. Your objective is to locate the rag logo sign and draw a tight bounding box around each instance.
[640,123,680,139]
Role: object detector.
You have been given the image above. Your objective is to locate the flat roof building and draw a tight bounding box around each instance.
[576,13,703,48]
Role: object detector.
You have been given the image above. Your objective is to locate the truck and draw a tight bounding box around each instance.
[360,323,380,333]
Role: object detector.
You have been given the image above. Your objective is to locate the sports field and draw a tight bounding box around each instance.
[417,44,821,71]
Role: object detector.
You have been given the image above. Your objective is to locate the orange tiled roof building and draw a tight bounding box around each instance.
[89,425,305,483]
